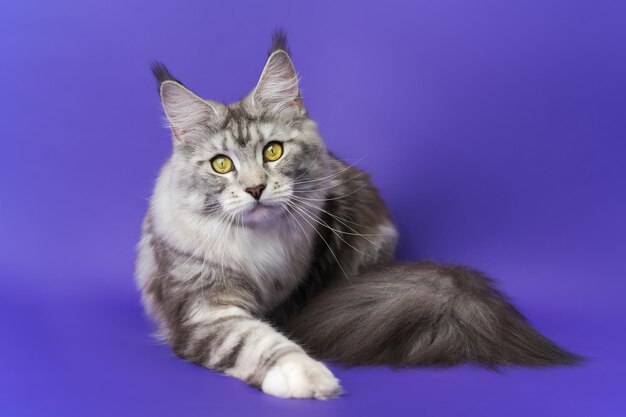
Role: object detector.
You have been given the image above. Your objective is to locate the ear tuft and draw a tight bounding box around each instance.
[269,28,290,56]
[150,61,185,93]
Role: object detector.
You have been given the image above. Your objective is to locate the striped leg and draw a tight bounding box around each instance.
[176,305,342,399]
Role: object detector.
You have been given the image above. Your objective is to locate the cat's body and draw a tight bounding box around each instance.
[136,31,579,399]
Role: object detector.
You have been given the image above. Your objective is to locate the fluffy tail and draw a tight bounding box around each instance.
[285,262,581,367]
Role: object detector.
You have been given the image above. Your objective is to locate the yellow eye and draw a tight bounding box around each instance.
[211,155,233,174]
[263,141,284,162]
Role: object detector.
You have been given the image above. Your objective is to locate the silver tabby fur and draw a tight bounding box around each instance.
[136,31,579,399]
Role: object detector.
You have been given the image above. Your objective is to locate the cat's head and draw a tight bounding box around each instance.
[154,31,328,225]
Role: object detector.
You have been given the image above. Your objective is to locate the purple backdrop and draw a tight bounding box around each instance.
[1,0,625,416]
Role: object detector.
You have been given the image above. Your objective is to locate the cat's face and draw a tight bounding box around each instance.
[172,110,327,225]
[157,50,328,225]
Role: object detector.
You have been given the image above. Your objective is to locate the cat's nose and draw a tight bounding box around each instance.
[245,184,266,200]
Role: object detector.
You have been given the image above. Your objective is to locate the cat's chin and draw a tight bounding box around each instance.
[238,201,286,225]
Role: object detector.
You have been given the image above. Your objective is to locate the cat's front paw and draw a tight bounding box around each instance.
[261,352,342,399]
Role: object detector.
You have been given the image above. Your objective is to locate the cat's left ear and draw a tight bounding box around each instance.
[253,32,303,116]
[151,62,220,142]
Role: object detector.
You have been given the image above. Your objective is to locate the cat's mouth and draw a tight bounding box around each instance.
[239,200,286,224]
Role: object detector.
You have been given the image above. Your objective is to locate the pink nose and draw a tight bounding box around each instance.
[245,184,266,200]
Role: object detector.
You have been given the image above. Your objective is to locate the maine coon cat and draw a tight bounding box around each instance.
[135,31,579,399]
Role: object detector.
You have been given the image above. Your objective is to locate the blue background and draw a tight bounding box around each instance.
[1,0,625,416]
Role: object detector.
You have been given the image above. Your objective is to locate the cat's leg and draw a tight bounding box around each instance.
[171,303,342,399]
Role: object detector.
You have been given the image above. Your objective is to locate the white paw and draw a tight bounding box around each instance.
[261,352,342,399]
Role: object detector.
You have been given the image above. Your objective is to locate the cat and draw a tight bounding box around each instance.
[135,30,580,399]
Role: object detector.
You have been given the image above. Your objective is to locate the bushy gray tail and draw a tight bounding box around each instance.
[285,262,581,367]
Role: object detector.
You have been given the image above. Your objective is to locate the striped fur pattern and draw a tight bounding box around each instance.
[136,31,579,399]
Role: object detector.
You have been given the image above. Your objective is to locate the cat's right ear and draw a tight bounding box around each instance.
[151,62,218,141]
